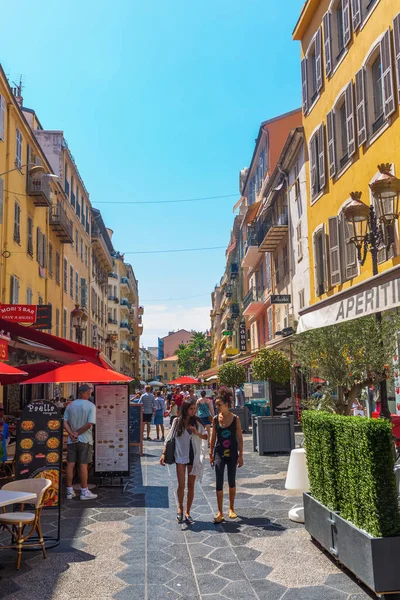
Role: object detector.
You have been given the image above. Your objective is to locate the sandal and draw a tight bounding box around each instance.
[229,509,238,519]
[185,514,194,525]
[213,515,225,524]
[176,512,183,523]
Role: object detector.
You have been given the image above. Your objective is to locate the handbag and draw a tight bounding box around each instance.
[164,437,176,464]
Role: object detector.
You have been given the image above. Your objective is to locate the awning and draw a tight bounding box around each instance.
[243,201,261,225]
[226,239,237,256]
[0,363,28,385]
[297,265,400,333]
[233,196,245,212]
[168,376,200,385]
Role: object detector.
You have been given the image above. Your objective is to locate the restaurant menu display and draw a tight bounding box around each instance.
[129,403,143,454]
[94,384,129,476]
[16,400,62,508]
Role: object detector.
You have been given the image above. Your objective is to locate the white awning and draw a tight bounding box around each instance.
[297,265,400,333]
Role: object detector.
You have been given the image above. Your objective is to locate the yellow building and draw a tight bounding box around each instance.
[293,0,400,306]
[158,355,178,383]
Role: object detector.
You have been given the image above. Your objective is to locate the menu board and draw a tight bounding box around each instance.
[94,384,129,476]
[16,400,62,509]
[129,403,143,455]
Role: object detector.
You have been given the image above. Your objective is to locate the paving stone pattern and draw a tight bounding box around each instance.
[0,432,377,600]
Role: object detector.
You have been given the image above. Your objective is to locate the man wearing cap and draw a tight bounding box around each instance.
[63,384,97,500]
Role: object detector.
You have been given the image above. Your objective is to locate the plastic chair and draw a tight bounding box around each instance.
[0,478,52,569]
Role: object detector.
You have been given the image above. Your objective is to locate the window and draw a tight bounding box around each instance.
[327,83,355,177]
[248,176,256,204]
[71,176,75,207]
[10,275,19,303]
[75,271,79,303]
[328,216,341,286]
[48,243,53,277]
[313,225,328,296]
[394,14,400,104]
[309,125,326,199]
[15,129,22,169]
[80,238,83,262]
[36,228,47,268]
[351,0,379,30]
[268,308,273,341]
[76,196,81,218]
[75,229,79,254]
[266,255,271,289]
[297,222,303,260]
[55,251,61,284]
[274,255,280,285]
[70,265,74,298]
[294,162,301,205]
[14,202,21,243]
[299,289,305,310]
[81,277,87,308]
[85,245,88,267]
[356,30,395,145]
[164,372,168,380]
[323,0,351,77]
[85,205,89,234]
[70,318,73,341]
[283,245,289,275]
[27,216,33,255]
[0,95,5,141]
[341,214,358,279]
[26,287,33,305]
[56,308,60,337]
[63,308,67,339]
[63,258,68,292]
[301,27,323,113]
[64,163,69,197]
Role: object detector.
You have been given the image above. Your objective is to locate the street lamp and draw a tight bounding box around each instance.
[344,165,400,419]
[71,304,88,345]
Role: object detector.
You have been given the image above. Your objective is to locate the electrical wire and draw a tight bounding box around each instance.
[124,246,225,255]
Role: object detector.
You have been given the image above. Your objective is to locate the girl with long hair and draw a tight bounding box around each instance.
[210,387,244,523]
[160,401,208,524]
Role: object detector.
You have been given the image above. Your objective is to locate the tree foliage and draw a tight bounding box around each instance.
[218,362,246,388]
[252,348,291,384]
[294,312,400,414]
[176,331,211,376]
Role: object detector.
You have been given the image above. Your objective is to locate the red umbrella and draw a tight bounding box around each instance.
[0,363,28,384]
[168,376,200,385]
[21,360,132,384]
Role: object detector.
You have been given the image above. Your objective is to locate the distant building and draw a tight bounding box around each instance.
[158,355,179,383]
[148,347,158,359]
[162,329,193,358]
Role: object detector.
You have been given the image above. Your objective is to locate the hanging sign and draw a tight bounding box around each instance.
[239,321,247,352]
[0,338,8,360]
[271,295,291,304]
[34,305,52,330]
[0,304,37,322]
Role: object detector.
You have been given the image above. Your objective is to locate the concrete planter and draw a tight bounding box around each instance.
[253,415,295,455]
[304,492,400,596]
[231,406,249,433]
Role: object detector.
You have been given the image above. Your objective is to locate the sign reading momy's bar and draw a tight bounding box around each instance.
[297,274,400,334]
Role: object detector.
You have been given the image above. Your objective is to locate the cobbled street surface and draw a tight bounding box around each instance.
[0,433,376,600]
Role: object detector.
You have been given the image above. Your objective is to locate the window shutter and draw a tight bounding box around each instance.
[81,277,87,308]
[36,227,41,262]
[310,135,317,197]
[328,217,341,285]
[318,125,326,190]
[355,68,367,146]
[43,234,47,269]
[315,27,323,92]
[10,276,14,304]
[393,14,400,103]
[0,177,3,224]
[345,82,356,157]
[381,28,395,118]
[301,58,308,113]
[0,96,5,141]
[326,110,336,178]
[342,217,358,279]
[351,0,361,30]
[322,223,330,292]
[323,12,333,77]
[343,0,351,46]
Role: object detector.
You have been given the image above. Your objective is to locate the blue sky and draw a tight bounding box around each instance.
[2,0,304,347]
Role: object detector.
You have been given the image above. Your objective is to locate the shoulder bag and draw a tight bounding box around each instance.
[164,437,176,464]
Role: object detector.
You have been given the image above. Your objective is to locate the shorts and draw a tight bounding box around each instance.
[200,416,211,427]
[154,409,164,425]
[143,413,153,423]
[67,442,93,465]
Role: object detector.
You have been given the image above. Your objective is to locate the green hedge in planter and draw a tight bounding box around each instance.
[302,411,400,537]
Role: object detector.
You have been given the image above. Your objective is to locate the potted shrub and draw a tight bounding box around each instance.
[218,362,248,431]
[302,411,400,596]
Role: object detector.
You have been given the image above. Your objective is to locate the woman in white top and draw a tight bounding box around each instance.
[160,401,208,524]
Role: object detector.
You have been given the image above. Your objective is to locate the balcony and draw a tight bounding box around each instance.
[243,287,265,316]
[230,263,239,279]
[241,231,260,268]
[120,299,131,313]
[120,342,131,352]
[27,174,52,207]
[108,272,118,279]
[120,321,130,330]
[108,295,119,303]
[49,205,73,244]
[258,212,288,252]
[91,226,113,270]
[120,277,129,288]
[108,317,118,325]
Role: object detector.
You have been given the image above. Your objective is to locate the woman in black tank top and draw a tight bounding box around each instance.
[209,387,244,523]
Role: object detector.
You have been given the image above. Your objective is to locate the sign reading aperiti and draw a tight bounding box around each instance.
[271,295,291,304]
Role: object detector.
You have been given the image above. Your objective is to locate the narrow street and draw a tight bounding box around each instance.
[0,434,374,600]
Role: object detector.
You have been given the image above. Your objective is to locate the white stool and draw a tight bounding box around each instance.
[285,448,310,523]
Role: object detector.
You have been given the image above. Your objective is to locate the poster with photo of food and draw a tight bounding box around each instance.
[16,400,62,508]
[94,384,129,476]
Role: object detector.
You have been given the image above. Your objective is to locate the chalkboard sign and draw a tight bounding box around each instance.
[129,403,143,455]
[16,400,63,509]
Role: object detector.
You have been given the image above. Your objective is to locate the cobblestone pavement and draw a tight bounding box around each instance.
[0,433,377,600]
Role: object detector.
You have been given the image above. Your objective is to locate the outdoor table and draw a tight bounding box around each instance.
[0,490,37,508]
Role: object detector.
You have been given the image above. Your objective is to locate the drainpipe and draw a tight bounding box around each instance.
[277,165,294,327]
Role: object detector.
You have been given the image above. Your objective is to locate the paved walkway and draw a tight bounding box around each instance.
[0,433,376,600]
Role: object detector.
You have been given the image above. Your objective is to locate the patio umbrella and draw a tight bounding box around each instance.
[21,360,133,384]
[147,380,163,387]
[168,376,200,385]
[0,363,28,384]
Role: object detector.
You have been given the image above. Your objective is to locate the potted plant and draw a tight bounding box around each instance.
[302,410,400,596]
[218,362,248,431]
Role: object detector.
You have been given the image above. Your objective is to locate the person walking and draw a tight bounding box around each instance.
[154,390,166,441]
[160,401,208,524]
[210,387,243,523]
[140,385,156,440]
[197,390,214,444]
[188,388,197,404]
[173,386,184,414]
[235,386,245,408]
[63,384,97,500]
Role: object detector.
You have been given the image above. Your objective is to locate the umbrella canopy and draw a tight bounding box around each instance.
[147,380,163,387]
[168,376,200,385]
[0,362,28,384]
[140,380,147,386]
[21,360,132,384]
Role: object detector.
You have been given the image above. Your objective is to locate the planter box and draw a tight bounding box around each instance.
[231,407,249,433]
[304,492,400,595]
[254,416,295,455]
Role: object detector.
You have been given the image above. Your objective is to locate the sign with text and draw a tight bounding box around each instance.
[239,321,247,352]
[0,339,8,361]
[94,384,130,476]
[271,295,291,304]
[0,304,37,322]
[34,305,52,330]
